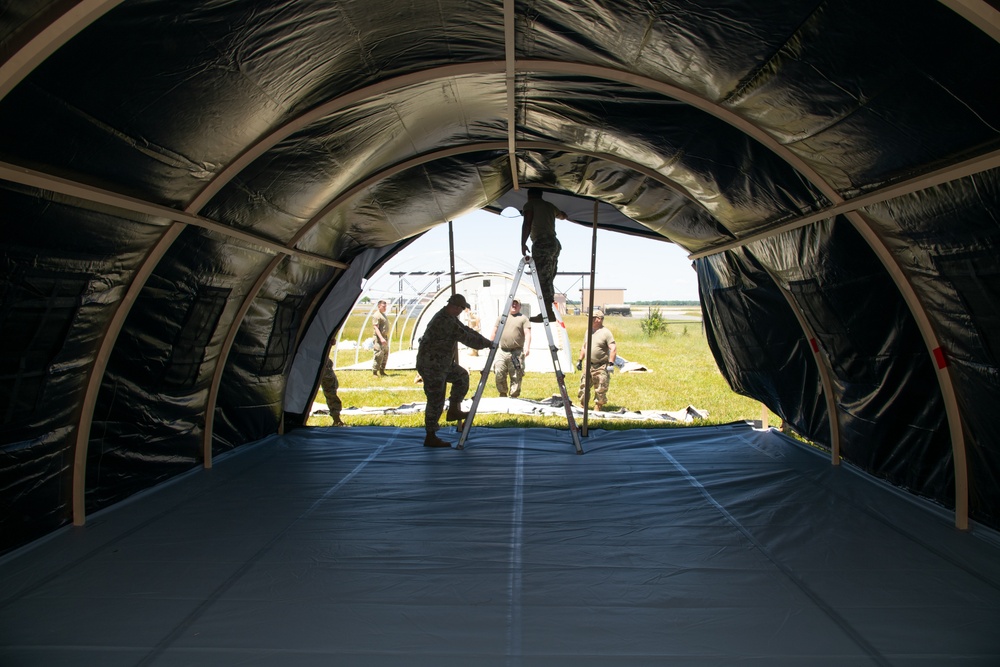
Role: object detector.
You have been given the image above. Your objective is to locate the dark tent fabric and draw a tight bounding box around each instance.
[1,0,1000,568]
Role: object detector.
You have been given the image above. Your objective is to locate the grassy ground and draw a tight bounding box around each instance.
[309,307,780,430]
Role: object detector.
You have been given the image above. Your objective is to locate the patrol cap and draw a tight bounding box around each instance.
[592,309,605,318]
[447,293,471,310]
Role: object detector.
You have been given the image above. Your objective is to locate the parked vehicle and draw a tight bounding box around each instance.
[603,304,632,317]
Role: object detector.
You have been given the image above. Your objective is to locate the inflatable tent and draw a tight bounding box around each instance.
[1,0,999,558]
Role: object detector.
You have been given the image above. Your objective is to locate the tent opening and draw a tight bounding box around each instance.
[302,206,778,432]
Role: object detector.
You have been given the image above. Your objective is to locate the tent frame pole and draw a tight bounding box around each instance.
[582,200,599,437]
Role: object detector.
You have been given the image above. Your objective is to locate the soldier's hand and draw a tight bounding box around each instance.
[576,360,583,371]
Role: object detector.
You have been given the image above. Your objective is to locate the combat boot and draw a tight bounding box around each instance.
[445,403,468,422]
[423,432,451,448]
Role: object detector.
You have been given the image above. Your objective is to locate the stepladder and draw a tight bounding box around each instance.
[457,255,583,454]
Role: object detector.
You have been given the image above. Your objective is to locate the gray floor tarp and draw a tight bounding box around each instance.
[2,424,999,666]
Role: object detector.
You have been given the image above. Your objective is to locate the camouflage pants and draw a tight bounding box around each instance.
[320,358,342,421]
[531,239,560,314]
[417,361,469,430]
[493,348,524,397]
[373,341,388,373]
[578,366,610,407]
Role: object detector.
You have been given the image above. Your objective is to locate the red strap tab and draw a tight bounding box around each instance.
[809,338,819,353]
[933,347,947,369]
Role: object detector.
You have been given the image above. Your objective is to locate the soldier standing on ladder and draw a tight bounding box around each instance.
[520,188,567,322]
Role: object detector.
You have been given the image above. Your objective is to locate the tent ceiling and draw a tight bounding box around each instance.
[2,1,1000,553]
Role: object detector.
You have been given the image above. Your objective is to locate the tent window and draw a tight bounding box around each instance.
[163,286,230,388]
[0,269,87,425]
[935,252,1000,365]
[260,295,304,376]
[712,286,767,371]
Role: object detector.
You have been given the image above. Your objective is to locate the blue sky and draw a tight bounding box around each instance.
[364,209,700,303]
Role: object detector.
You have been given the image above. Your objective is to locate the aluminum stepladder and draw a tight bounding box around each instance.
[457,255,583,454]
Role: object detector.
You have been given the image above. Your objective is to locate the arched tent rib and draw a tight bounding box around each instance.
[0,0,124,101]
[769,273,842,463]
[0,162,350,269]
[939,0,1000,43]
[689,149,1000,259]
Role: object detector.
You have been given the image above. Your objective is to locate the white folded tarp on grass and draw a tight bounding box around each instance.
[312,395,707,422]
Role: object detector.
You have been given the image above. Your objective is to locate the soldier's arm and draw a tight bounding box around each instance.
[457,320,492,350]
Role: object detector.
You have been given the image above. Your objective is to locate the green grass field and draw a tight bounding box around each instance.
[308,307,778,429]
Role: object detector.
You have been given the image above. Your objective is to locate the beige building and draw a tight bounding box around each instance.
[580,288,626,312]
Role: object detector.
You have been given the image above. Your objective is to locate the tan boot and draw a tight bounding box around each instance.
[423,432,451,448]
[445,402,468,422]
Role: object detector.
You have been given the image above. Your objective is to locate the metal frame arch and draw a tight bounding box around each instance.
[203,254,283,466]
[0,0,125,101]
[846,209,969,527]
[939,0,1000,43]
[72,224,186,525]
[754,256,842,463]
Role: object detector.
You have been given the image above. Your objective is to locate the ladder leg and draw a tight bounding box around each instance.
[457,258,528,449]
[526,258,584,454]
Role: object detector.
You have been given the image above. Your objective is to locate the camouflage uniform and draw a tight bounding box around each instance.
[320,357,343,423]
[523,196,563,315]
[493,311,531,397]
[579,326,615,407]
[372,309,390,373]
[579,366,610,406]
[530,238,560,315]
[416,307,492,431]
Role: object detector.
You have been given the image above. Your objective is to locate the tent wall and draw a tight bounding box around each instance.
[864,170,1000,528]
[697,249,829,446]
[699,218,956,513]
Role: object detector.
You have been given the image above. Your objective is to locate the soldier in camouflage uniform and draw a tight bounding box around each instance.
[577,310,616,411]
[371,300,390,376]
[520,188,566,322]
[416,293,493,447]
[490,299,531,398]
[320,356,345,426]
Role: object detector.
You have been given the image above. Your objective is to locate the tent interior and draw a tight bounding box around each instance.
[3,0,1000,662]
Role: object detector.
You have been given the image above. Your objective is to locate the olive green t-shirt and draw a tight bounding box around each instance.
[587,327,615,367]
[372,310,389,341]
[522,198,560,245]
[495,313,531,350]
